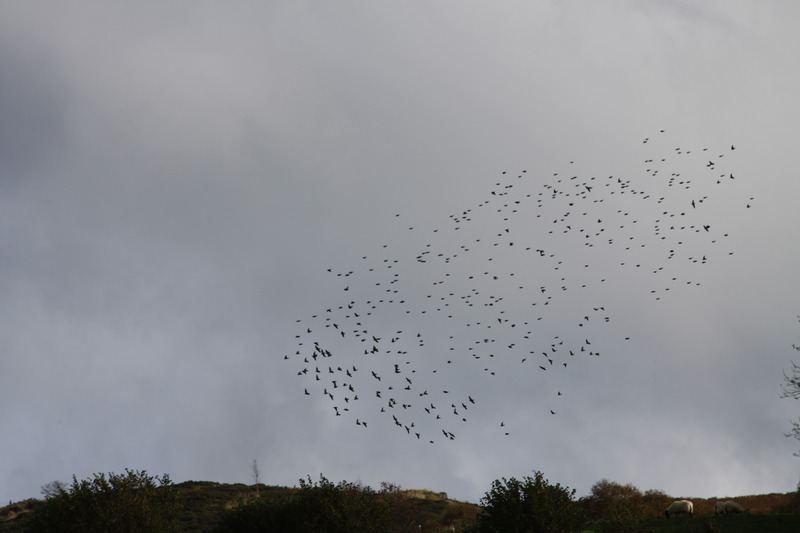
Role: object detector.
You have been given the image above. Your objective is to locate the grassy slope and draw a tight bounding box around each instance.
[635,514,800,533]
[580,492,800,533]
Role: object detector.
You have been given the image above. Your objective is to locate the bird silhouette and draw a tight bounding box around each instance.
[289,131,751,443]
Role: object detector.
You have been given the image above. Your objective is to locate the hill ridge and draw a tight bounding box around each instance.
[2,480,798,532]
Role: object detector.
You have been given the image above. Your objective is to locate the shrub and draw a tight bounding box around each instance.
[214,475,398,533]
[478,471,586,533]
[27,469,181,533]
[580,479,670,533]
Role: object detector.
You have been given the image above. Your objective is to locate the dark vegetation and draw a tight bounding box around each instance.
[213,476,477,533]
[5,470,181,533]
[0,473,478,533]
[2,470,800,532]
[478,471,585,533]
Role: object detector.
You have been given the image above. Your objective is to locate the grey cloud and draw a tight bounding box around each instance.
[1,1,799,505]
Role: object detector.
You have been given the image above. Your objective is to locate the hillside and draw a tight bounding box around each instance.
[0,482,479,533]
[2,481,799,532]
[679,492,800,515]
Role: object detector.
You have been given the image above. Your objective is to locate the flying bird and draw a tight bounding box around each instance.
[287,131,751,443]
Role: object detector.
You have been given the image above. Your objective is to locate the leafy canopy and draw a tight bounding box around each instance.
[478,470,586,533]
[215,474,399,533]
[28,469,181,533]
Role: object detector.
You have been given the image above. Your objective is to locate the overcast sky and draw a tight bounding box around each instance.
[2,1,800,506]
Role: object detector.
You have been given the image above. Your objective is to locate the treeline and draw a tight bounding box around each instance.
[3,469,800,532]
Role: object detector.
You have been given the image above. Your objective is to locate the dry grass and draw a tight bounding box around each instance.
[676,492,800,515]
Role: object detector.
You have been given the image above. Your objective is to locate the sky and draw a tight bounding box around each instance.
[2,1,800,506]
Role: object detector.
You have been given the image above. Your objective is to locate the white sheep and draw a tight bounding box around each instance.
[714,501,745,515]
[664,500,693,518]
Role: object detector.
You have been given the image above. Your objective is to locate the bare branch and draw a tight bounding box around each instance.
[251,459,261,495]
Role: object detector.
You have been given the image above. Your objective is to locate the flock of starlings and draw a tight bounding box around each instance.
[286,131,752,444]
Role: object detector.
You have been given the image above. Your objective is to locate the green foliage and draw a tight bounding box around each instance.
[582,479,645,533]
[581,479,674,532]
[171,481,261,532]
[6,475,800,532]
[477,470,586,533]
[642,489,673,518]
[209,490,298,532]
[26,469,181,533]
[295,475,392,532]
[584,478,643,516]
[2,478,478,533]
[214,474,409,533]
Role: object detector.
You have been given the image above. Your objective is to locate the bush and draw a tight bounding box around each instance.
[478,471,586,533]
[27,469,181,533]
[214,475,399,533]
[581,479,671,533]
[641,488,672,518]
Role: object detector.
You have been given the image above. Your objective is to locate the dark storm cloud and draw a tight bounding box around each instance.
[1,1,799,505]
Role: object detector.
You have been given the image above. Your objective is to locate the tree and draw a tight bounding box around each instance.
[478,471,586,533]
[641,489,672,518]
[581,479,650,533]
[781,316,800,456]
[251,459,261,495]
[39,480,67,499]
[27,469,181,533]
[584,479,642,516]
